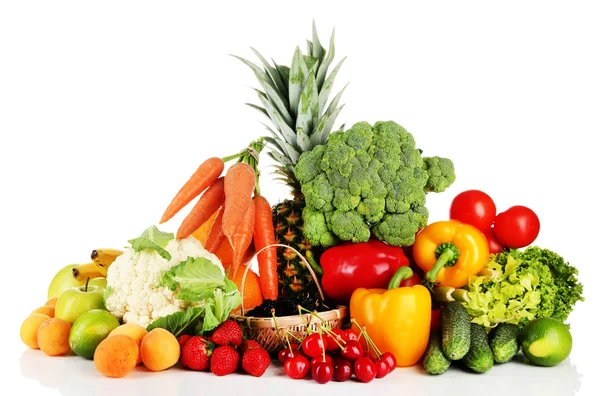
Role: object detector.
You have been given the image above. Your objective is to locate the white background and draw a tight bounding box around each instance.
[1,1,599,395]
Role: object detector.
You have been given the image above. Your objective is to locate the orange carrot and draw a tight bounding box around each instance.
[176,177,225,240]
[252,195,278,300]
[222,162,256,245]
[230,199,256,278]
[160,157,224,224]
[204,206,226,254]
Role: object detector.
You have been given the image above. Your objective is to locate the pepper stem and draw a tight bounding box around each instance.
[387,267,414,289]
[425,242,460,283]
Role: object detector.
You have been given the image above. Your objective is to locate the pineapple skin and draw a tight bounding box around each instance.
[272,199,325,296]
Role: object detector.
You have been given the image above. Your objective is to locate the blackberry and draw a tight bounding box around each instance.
[247,299,278,317]
[298,293,317,311]
[278,294,301,316]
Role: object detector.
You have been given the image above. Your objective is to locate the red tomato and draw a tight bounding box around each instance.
[484,226,505,254]
[493,205,540,248]
[450,190,496,232]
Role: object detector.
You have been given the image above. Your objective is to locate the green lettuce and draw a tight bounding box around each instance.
[128,225,174,260]
[463,247,583,330]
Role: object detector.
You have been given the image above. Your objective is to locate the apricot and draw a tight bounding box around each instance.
[32,306,55,318]
[37,318,71,356]
[94,334,138,378]
[45,298,58,308]
[140,328,180,371]
[108,323,148,365]
[20,314,51,349]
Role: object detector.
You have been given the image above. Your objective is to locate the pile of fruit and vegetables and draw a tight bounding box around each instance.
[20,22,584,384]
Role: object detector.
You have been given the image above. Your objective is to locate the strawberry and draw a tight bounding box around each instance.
[211,320,243,347]
[242,347,271,377]
[210,345,240,376]
[240,339,262,354]
[178,334,192,350]
[180,336,212,371]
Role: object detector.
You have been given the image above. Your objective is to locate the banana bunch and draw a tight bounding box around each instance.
[72,248,123,281]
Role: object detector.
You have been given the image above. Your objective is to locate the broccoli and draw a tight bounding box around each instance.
[295,120,456,247]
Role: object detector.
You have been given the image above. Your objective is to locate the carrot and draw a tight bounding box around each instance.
[160,157,224,224]
[230,199,256,278]
[222,162,256,245]
[176,177,225,240]
[252,195,278,300]
[204,206,226,254]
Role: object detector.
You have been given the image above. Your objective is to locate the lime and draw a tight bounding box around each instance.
[68,309,120,359]
[519,317,572,367]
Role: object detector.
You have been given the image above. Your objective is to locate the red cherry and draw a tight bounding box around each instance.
[325,328,345,351]
[380,352,397,372]
[278,347,303,363]
[354,356,377,383]
[342,329,360,342]
[311,362,334,384]
[333,358,353,382]
[301,333,325,358]
[310,354,333,367]
[284,355,310,379]
[375,359,390,378]
[340,339,364,361]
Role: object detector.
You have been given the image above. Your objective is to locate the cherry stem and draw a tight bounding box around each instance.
[320,332,326,362]
[351,319,383,358]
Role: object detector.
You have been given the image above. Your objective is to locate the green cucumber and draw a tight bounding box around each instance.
[423,330,451,375]
[462,323,494,373]
[489,323,520,363]
[440,301,471,360]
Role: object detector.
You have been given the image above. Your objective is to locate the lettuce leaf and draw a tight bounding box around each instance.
[463,247,583,330]
[146,306,205,337]
[128,225,174,260]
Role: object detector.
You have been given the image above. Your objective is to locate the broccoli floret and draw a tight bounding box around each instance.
[295,120,456,247]
[423,156,456,193]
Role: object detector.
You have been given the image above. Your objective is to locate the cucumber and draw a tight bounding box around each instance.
[462,323,494,373]
[423,330,451,375]
[489,323,520,363]
[440,301,471,360]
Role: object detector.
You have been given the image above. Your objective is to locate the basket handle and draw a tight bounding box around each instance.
[239,243,326,317]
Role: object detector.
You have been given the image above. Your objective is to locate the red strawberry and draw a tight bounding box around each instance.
[211,320,243,347]
[242,347,271,377]
[240,339,261,354]
[210,345,240,376]
[178,334,192,350]
[180,336,212,371]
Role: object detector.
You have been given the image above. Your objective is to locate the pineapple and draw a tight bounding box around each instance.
[236,22,346,296]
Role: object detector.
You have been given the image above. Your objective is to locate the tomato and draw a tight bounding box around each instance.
[493,205,540,248]
[450,190,496,232]
[484,226,505,254]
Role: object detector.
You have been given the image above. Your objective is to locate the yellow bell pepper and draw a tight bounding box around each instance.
[350,267,431,367]
[413,220,489,288]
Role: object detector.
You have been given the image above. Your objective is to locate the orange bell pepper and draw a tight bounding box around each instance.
[413,220,489,288]
[349,267,431,367]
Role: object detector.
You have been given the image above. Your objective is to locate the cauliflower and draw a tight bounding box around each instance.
[105,235,224,328]
[295,120,456,247]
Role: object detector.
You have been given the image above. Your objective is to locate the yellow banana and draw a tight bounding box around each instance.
[72,262,105,281]
[91,248,123,276]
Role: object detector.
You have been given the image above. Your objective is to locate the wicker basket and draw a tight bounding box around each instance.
[229,243,349,354]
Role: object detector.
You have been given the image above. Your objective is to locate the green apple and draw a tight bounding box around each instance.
[47,264,85,300]
[89,277,107,289]
[55,282,106,324]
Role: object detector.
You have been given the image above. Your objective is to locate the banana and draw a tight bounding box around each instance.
[72,262,105,281]
[91,248,124,277]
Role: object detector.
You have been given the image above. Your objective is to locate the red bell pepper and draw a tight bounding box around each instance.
[320,239,413,304]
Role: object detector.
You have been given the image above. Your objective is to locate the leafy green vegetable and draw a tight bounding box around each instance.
[152,256,241,334]
[463,247,584,330]
[128,225,174,260]
[146,307,205,337]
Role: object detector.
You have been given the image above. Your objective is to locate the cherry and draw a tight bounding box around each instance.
[374,359,390,378]
[380,352,397,373]
[340,339,364,361]
[284,355,310,379]
[354,356,377,383]
[325,328,345,351]
[301,333,325,358]
[278,346,303,363]
[310,354,333,367]
[342,329,360,342]
[311,361,334,384]
[333,358,353,382]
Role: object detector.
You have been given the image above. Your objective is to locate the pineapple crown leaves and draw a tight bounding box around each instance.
[232,21,347,177]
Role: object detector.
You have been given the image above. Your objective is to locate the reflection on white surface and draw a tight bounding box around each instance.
[19,349,583,396]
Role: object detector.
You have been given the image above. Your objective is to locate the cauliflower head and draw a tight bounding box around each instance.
[295,120,456,247]
[105,236,224,328]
